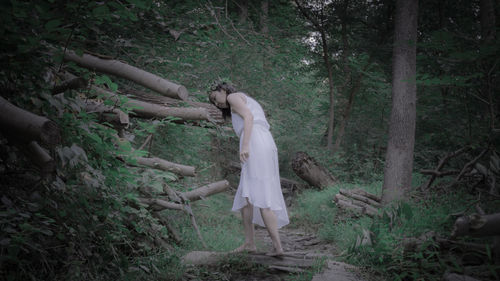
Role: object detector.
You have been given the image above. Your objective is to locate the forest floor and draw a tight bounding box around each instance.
[183,217,376,281]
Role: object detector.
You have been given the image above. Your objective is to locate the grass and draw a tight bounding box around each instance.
[289,173,500,280]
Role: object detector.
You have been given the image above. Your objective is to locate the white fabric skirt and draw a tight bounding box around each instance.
[231,124,289,228]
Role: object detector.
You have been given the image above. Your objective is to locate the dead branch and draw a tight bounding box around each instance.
[422,146,471,189]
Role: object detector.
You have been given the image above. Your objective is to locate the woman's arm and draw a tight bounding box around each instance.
[227,93,253,163]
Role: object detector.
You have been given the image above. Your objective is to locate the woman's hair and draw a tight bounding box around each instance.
[208,81,237,120]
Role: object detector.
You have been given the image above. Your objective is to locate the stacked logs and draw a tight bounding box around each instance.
[333,188,381,217]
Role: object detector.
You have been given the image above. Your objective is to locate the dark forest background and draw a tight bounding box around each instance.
[0,0,499,280]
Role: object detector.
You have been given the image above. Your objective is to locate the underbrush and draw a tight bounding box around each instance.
[291,176,500,280]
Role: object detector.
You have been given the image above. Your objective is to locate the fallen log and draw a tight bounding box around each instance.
[83,99,129,128]
[137,157,195,177]
[123,88,224,123]
[333,196,378,217]
[451,212,500,238]
[291,151,337,189]
[58,72,212,122]
[182,180,231,201]
[63,49,189,100]
[182,251,316,268]
[139,180,230,211]
[0,96,61,146]
[339,188,381,208]
[25,141,55,174]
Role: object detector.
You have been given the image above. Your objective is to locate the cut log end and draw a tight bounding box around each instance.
[177,85,189,101]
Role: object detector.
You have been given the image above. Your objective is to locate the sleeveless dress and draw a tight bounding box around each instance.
[231,94,289,228]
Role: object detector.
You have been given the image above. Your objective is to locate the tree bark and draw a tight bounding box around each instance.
[0,96,61,147]
[291,151,337,189]
[63,50,189,100]
[381,0,418,204]
[136,157,196,177]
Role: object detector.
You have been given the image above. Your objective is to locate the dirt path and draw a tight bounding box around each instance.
[183,225,372,281]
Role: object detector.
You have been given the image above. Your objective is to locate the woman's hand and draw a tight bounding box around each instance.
[240,145,250,163]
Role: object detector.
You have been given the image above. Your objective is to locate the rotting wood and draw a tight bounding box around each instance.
[0,96,61,147]
[291,151,337,189]
[62,49,189,100]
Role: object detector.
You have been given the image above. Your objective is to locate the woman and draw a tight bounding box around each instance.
[209,81,289,256]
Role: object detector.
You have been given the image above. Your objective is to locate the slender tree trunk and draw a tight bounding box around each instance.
[382,0,418,204]
[294,0,336,152]
[260,0,269,34]
[320,29,336,152]
[239,0,249,24]
[480,0,497,130]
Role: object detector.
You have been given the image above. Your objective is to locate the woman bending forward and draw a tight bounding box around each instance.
[209,82,289,256]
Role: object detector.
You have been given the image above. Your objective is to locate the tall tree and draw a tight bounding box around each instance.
[382,0,418,204]
[295,0,337,152]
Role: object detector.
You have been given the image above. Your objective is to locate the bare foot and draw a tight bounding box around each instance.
[230,244,257,253]
[266,248,284,258]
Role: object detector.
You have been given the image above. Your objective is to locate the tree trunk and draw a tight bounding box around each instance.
[239,0,249,24]
[136,157,196,177]
[291,151,337,189]
[381,0,418,204]
[0,96,61,147]
[260,0,269,34]
[480,0,496,43]
[63,50,189,100]
[294,0,336,152]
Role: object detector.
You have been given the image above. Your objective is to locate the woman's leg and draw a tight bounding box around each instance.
[232,198,256,252]
[260,208,284,254]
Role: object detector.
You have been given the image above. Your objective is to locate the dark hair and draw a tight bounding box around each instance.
[208,81,237,120]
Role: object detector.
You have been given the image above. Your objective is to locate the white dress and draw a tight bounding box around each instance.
[231,94,289,228]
